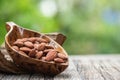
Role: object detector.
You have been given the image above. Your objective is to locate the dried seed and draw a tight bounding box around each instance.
[37,38,48,43]
[18,51,28,57]
[24,41,34,48]
[34,44,39,49]
[14,41,24,47]
[54,58,64,63]
[28,49,36,58]
[20,47,31,52]
[35,51,43,59]
[28,37,37,42]
[57,53,68,60]
[37,43,46,51]
[43,49,53,53]
[12,46,19,51]
[45,45,54,49]
[20,38,28,42]
[45,50,57,61]
[42,57,46,61]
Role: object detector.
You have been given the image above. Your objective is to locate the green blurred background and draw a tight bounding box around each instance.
[0,0,120,55]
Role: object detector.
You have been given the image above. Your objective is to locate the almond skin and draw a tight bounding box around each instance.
[20,38,28,42]
[24,41,34,48]
[12,46,19,51]
[20,47,31,52]
[54,58,64,63]
[14,41,24,47]
[35,51,43,59]
[37,43,46,51]
[57,53,68,60]
[28,37,37,42]
[45,50,57,61]
[45,45,54,49]
[34,44,39,49]
[43,49,53,53]
[18,51,28,57]
[37,38,48,43]
[28,49,36,58]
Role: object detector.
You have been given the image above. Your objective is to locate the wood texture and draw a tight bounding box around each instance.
[0,49,120,80]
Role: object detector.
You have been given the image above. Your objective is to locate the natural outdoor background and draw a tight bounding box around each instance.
[0,0,120,55]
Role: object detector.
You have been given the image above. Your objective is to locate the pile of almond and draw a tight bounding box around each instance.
[12,37,68,63]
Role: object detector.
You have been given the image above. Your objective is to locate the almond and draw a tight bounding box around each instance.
[24,41,34,48]
[12,46,19,51]
[57,53,68,60]
[34,44,39,49]
[37,43,46,51]
[35,51,43,59]
[43,49,53,53]
[42,57,46,61]
[14,41,24,47]
[45,50,57,61]
[19,51,28,57]
[37,38,48,43]
[28,49,36,58]
[20,47,31,52]
[20,38,28,42]
[28,37,37,42]
[54,58,64,63]
[45,45,54,49]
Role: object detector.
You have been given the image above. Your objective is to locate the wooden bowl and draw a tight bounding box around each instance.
[5,22,69,76]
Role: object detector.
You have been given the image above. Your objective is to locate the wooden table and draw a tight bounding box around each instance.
[0,54,120,80]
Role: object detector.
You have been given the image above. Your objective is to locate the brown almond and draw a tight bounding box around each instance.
[28,49,36,58]
[42,57,46,61]
[43,49,53,53]
[37,43,46,51]
[28,37,37,42]
[45,45,54,49]
[35,51,43,59]
[20,47,31,52]
[54,58,64,63]
[24,41,34,48]
[20,38,28,42]
[14,41,24,47]
[12,46,19,51]
[34,44,39,49]
[19,51,28,57]
[37,38,48,43]
[57,53,68,60]
[43,37,50,43]
[34,41,39,44]
[45,50,57,61]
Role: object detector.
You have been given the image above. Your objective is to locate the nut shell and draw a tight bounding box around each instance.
[5,22,68,76]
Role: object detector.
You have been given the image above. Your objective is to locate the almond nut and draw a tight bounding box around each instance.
[35,51,43,59]
[20,47,31,52]
[45,50,57,61]
[43,49,53,53]
[37,38,48,43]
[28,49,36,58]
[57,53,68,60]
[37,43,46,51]
[14,41,24,47]
[12,46,19,51]
[24,41,34,48]
[19,51,28,57]
[54,58,64,63]
[20,38,28,42]
[28,37,37,42]
[45,45,54,49]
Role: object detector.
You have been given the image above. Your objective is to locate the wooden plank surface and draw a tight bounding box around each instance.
[0,55,120,80]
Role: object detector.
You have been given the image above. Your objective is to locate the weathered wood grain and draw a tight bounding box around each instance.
[54,59,81,80]
[0,53,120,80]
